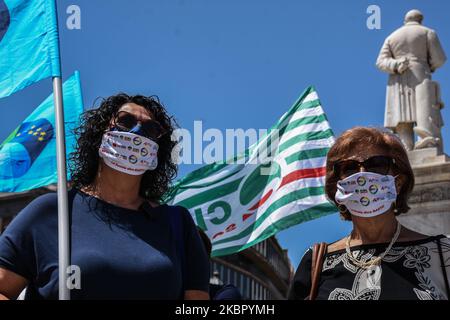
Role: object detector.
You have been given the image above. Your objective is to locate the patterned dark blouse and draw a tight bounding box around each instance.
[289,235,450,300]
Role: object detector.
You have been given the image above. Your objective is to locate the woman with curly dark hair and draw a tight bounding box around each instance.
[0,94,210,300]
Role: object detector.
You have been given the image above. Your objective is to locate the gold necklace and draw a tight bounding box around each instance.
[345,221,401,268]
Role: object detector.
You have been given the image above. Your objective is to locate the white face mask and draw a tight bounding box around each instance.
[99,131,158,175]
[335,172,397,218]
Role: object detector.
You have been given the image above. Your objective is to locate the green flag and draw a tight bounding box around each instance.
[165,86,337,257]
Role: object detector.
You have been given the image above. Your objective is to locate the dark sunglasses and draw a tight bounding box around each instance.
[334,155,396,179]
[112,111,165,140]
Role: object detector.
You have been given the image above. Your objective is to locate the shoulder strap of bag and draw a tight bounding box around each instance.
[437,237,450,299]
[168,206,186,297]
[308,242,328,300]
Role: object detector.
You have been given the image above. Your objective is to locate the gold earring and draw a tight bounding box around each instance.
[338,204,347,213]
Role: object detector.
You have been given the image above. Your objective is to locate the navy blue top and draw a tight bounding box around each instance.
[0,189,210,300]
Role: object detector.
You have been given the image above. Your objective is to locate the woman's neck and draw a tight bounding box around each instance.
[84,163,144,210]
[350,211,399,244]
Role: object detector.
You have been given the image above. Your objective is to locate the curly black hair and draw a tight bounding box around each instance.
[69,93,178,202]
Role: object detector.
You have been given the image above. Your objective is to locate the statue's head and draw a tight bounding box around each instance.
[404,9,424,25]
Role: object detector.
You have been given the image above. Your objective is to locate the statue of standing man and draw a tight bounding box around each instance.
[376,9,447,152]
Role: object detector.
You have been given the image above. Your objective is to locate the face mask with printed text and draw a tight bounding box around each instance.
[98,130,158,175]
[334,172,397,218]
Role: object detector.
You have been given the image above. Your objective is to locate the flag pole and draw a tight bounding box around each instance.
[53,76,70,300]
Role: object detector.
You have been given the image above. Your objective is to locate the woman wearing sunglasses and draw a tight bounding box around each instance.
[289,127,450,300]
[0,94,210,300]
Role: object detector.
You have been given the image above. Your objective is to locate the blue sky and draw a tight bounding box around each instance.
[1,0,449,268]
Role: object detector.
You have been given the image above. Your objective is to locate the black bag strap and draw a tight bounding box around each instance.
[436,237,450,299]
[307,242,327,300]
[168,206,186,299]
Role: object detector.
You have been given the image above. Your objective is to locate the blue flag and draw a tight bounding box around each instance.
[0,0,61,98]
[0,71,83,192]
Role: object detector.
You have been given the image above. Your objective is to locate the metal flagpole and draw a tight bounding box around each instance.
[53,76,71,300]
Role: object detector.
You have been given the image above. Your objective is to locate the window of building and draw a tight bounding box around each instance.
[251,279,255,300]
[219,264,224,283]
[239,273,244,298]
[241,276,249,299]
[244,276,250,300]
[230,269,234,287]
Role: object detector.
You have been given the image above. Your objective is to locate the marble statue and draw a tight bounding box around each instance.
[376,9,447,152]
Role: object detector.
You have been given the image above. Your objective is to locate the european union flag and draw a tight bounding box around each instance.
[0,71,83,192]
[0,0,61,98]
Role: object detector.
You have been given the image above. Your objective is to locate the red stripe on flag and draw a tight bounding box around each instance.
[243,167,326,216]
[248,189,273,211]
[278,167,326,190]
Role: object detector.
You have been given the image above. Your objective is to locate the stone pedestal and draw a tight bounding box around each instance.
[397,147,450,236]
